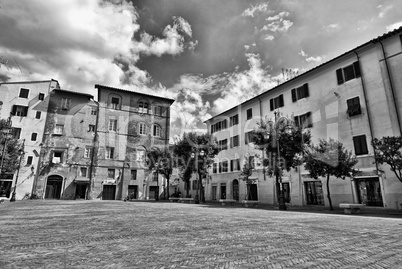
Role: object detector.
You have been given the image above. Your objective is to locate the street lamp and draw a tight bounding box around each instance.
[263,111,294,210]
[191,149,206,204]
[10,139,25,202]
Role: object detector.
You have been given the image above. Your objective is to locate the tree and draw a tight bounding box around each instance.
[173,132,219,199]
[304,138,358,210]
[238,161,256,200]
[372,136,402,182]
[0,118,23,174]
[147,148,173,199]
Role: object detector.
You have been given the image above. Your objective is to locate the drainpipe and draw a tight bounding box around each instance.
[353,50,379,172]
[88,98,100,200]
[377,40,402,135]
[256,96,267,183]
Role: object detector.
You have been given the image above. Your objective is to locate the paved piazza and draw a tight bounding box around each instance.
[1,201,402,269]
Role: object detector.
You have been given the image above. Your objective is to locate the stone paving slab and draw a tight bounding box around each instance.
[0,200,402,268]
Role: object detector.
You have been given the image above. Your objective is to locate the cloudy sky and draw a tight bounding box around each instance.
[1,0,402,140]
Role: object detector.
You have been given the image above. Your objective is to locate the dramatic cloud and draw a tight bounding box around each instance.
[386,21,402,32]
[241,3,270,17]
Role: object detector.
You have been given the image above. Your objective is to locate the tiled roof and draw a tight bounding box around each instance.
[95,84,175,104]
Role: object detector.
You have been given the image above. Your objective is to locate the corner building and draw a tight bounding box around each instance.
[205,27,402,209]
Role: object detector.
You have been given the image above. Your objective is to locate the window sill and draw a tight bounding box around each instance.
[356,153,372,158]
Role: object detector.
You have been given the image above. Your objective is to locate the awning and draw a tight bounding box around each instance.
[74,177,90,184]
[102,179,116,185]
[354,168,378,178]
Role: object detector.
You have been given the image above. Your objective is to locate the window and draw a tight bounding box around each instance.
[138,123,146,135]
[106,147,115,159]
[38,93,45,101]
[336,61,361,85]
[19,88,29,98]
[31,133,37,141]
[247,108,253,120]
[211,119,227,133]
[52,151,63,164]
[291,84,309,102]
[35,111,41,119]
[136,148,146,162]
[108,119,117,132]
[108,169,115,179]
[131,169,137,180]
[27,156,33,165]
[110,97,120,109]
[218,139,228,150]
[245,131,255,144]
[230,159,240,172]
[213,163,217,173]
[230,135,239,147]
[91,108,97,115]
[84,147,92,158]
[153,106,162,116]
[139,102,149,113]
[11,105,28,117]
[220,160,229,173]
[248,156,255,169]
[347,97,361,117]
[153,125,161,137]
[12,128,21,139]
[229,115,239,126]
[80,167,87,177]
[54,124,64,135]
[61,98,71,110]
[88,124,95,132]
[353,135,368,156]
[270,94,284,111]
[294,112,313,128]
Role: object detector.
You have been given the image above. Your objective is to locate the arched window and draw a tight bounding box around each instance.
[138,101,149,114]
[138,122,146,135]
[152,124,161,137]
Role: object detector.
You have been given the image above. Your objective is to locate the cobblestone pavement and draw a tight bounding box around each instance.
[1,200,402,269]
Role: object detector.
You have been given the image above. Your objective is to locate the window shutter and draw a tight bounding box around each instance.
[23,106,28,116]
[11,105,16,115]
[336,68,344,85]
[279,94,284,107]
[304,83,309,98]
[270,99,274,111]
[306,112,312,128]
[353,61,361,78]
[291,89,297,102]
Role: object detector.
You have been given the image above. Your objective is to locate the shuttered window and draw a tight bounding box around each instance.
[291,83,309,102]
[270,94,284,111]
[294,112,313,128]
[336,61,361,85]
[347,97,361,117]
[353,135,368,156]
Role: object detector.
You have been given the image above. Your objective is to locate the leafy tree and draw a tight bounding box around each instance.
[372,136,402,182]
[147,148,173,199]
[0,118,23,175]
[238,161,257,200]
[304,138,358,210]
[173,132,219,199]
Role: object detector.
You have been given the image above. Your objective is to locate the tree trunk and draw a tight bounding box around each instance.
[166,175,170,199]
[326,174,333,210]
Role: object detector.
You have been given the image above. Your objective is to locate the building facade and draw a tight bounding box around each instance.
[204,27,402,209]
[0,79,60,200]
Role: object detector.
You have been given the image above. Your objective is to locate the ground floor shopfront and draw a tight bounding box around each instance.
[176,167,402,209]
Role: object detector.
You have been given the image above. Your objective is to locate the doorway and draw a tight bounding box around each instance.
[149,186,159,200]
[355,178,383,207]
[247,184,258,201]
[211,184,217,200]
[220,183,226,199]
[45,175,63,199]
[305,181,324,205]
[75,184,87,199]
[232,179,239,201]
[102,185,116,200]
[128,185,138,199]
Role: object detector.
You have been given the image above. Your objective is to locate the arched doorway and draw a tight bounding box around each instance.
[233,179,239,201]
[45,175,63,199]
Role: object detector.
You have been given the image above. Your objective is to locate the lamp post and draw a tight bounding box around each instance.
[191,149,206,204]
[263,111,294,211]
[10,139,25,202]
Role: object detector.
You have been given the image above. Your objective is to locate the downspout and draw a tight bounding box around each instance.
[88,96,100,200]
[353,50,379,171]
[378,40,402,135]
[256,96,267,188]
